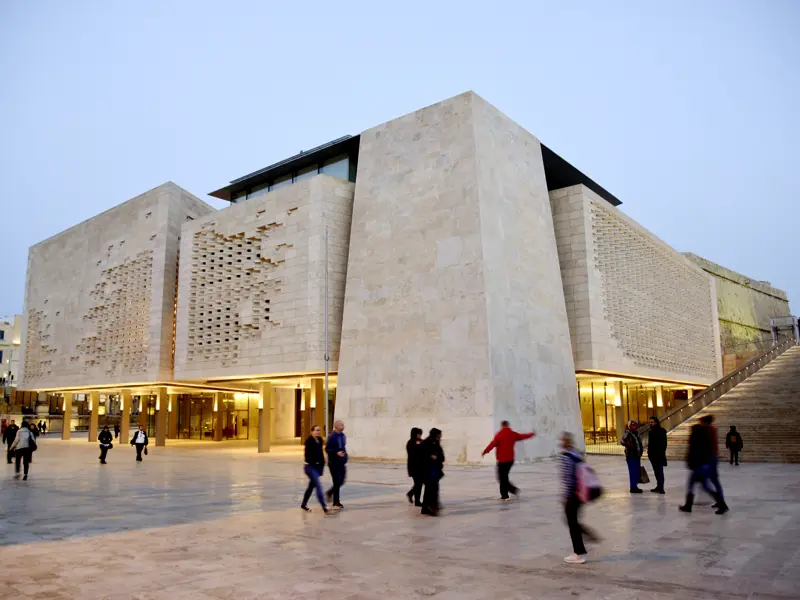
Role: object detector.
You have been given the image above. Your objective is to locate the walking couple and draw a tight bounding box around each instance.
[406,428,445,516]
[300,420,347,513]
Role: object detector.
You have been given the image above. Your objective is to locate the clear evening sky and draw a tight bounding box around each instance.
[1,1,797,317]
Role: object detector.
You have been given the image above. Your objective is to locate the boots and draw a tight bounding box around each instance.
[713,493,729,515]
[679,493,694,513]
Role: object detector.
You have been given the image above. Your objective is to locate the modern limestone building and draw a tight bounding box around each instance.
[17,91,792,461]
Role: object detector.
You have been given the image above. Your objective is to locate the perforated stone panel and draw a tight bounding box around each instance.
[590,202,719,379]
[174,175,354,380]
[20,183,214,389]
[551,184,722,384]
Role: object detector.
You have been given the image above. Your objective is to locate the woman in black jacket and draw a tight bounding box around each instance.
[301,426,329,513]
[421,428,445,516]
[406,427,424,506]
[647,416,667,494]
[98,425,113,464]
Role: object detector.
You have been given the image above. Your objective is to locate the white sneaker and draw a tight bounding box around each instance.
[564,553,586,564]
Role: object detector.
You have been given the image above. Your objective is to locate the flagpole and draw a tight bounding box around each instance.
[324,225,330,436]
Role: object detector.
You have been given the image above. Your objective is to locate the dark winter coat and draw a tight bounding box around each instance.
[304,435,325,467]
[3,423,19,446]
[407,438,424,477]
[686,424,714,469]
[99,430,113,445]
[421,437,445,482]
[726,429,743,451]
[621,429,643,460]
[647,426,668,466]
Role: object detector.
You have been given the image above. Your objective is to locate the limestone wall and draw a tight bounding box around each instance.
[551,185,722,385]
[20,183,214,390]
[684,253,792,373]
[336,92,581,463]
[173,175,354,381]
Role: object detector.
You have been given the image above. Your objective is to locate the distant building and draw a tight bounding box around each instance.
[0,314,22,396]
[17,92,792,460]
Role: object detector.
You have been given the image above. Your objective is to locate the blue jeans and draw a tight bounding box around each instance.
[626,458,641,490]
[302,464,326,509]
[687,464,717,496]
[708,456,725,501]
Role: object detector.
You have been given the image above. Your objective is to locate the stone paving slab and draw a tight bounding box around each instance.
[0,438,799,599]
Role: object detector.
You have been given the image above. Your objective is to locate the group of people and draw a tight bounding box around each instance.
[620,414,739,516]
[300,420,348,514]
[406,427,446,515]
[3,419,37,479]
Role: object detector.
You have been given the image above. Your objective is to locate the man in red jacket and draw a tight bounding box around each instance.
[482,421,536,501]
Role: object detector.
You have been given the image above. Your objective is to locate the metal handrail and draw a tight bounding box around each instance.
[637,336,796,445]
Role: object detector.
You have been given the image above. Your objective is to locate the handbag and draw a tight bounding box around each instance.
[28,430,38,453]
[144,447,148,455]
[639,466,650,484]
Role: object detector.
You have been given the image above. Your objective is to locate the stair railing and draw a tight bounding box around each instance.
[636,336,797,449]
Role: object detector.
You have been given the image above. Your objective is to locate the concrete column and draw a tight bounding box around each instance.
[258,382,273,453]
[656,386,664,411]
[301,389,311,442]
[310,378,325,431]
[120,390,131,444]
[168,394,178,439]
[139,395,149,428]
[213,392,223,442]
[62,393,73,440]
[613,382,625,442]
[88,390,100,443]
[687,388,694,399]
[155,387,167,447]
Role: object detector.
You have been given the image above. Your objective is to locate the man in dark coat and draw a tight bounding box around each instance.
[647,416,668,494]
[325,420,347,509]
[421,428,445,516]
[679,417,728,514]
[726,425,743,465]
[130,425,149,462]
[3,420,19,464]
[406,427,424,506]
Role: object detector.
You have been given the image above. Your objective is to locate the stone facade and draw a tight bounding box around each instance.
[335,92,582,463]
[684,253,792,373]
[174,175,354,380]
[551,184,722,385]
[19,183,214,389]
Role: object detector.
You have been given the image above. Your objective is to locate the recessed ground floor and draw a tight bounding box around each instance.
[4,371,712,458]
[1,439,798,599]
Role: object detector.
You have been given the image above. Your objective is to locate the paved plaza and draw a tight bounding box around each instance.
[0,439,799,599]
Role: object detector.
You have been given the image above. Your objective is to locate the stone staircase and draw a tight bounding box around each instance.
[666,345,800,463]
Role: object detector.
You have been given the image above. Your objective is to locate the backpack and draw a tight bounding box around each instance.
[576,461,602,503]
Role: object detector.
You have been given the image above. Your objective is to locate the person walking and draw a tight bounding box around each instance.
[130,424,148,462]
[621,420,644,493]
[4,419,19,464]
[703,415,728,511]
[9,421,35,480]
[40,421,47,436]
[301,425,329,513]
[421,428,445,516]
[726,425,743,466]
[98,425,113,464]
[29,421,39,439]
[114,424,120,440]
[679,416,728,515]
[325,420,347,509]
[560,431,598,564]
[406,427,424,506]
[647,416,667,494]
[481,420,536,501]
